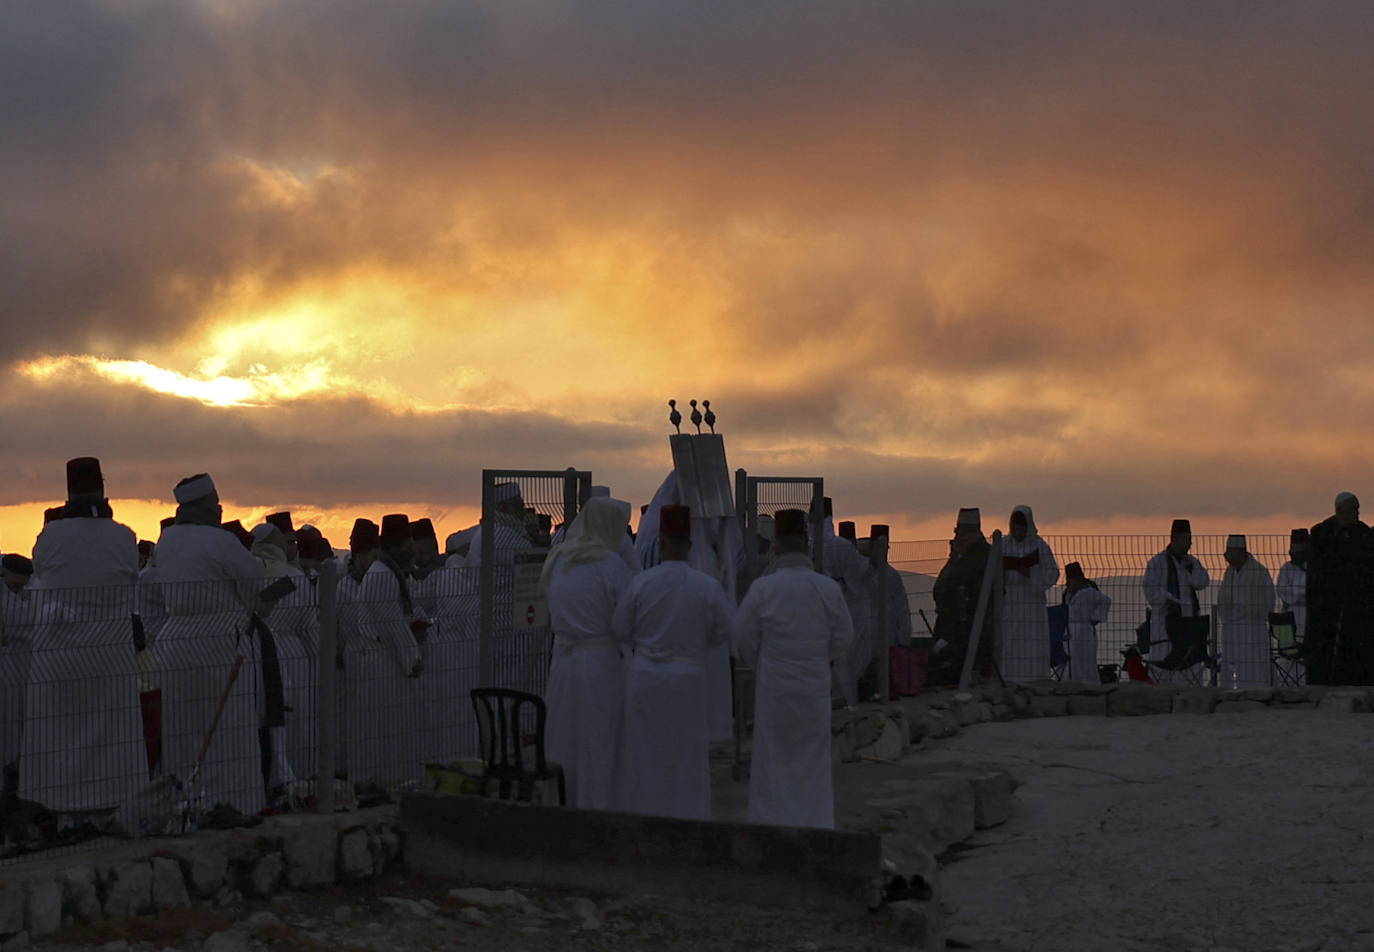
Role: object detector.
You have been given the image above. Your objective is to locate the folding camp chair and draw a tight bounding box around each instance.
[470,688,566,805]
[1047,603,1070,680]
[1148,614,1218,686]
[1269,611,1304,687]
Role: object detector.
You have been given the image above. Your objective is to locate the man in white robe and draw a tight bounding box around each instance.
[1063,562,1112,682]
[614,505,733,820]
[1216,535,1276,688]
[410,517,478,763]
[250,522,309,792]
[2,555,37,795]
[153,473,266,817]
[733,509,852,829]
[542,497,635,809]
[1142,518,1211,679]
[21,457,143,824]
[465,482,532,568]
[350,514,426,789]
[1275,528,1308,684]
[999,505,1060,680]
[821,505,875,705]
[335,518,380,775]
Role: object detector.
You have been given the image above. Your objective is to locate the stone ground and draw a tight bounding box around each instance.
[918,710,1374,952]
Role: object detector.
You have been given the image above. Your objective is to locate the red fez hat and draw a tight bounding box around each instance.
[1065,561,1085,581]
[1290,528,1309,544]
[159,516,176,529]
[296,533,320,559]
[137,540,155,557]
[1170,519,1191,536]
[220,520,254,550]
[380,513,410,546]
[43,506,65,525]
[659,505,692,538]
[66,457,103,497]
[774,508,808,538]
[838,520,856,541]
[265,511,294,534]
[350,518,380,553]
[870,524,889,540]
[410,518,437,543]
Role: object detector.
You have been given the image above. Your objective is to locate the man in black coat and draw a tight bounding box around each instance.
[1305,492,1374,685]
[930,508,994,687]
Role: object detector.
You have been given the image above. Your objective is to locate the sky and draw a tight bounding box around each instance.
[3,1,1373,554]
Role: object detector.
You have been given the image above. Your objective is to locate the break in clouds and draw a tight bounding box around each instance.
[2,0,1373,526]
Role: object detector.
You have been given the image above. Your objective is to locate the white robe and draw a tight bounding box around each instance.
[998,534,1059,680]
[733,552,853,829]
[1142,549,1211,672]
[347,560,424,788]
[545,555,633,809]
[1275,560,1307,684]
[22,517,144,821]
[410,561,479,763]
[1216,557,1275,689]
[613,560,733,820]
[1064,585,1112,683]
[822,532,874,705]
[151,524,265,816]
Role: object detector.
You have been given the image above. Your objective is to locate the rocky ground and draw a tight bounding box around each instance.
[16,869,924,952]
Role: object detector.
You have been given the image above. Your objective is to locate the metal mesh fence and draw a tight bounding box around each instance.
[889,534,1297,684]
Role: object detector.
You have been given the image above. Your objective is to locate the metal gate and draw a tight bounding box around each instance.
[735,472,825,593]
[477,468,592,691]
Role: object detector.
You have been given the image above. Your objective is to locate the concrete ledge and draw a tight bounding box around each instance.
[400,793,884,912]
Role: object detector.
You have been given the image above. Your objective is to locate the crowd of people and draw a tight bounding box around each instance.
[3,455,1370,841]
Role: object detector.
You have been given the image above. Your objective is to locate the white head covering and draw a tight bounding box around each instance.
[1226,534,1247,551]
[251,523,278,542]
[173,474,216,503]
[445,525,478,554]
[538,496,631,594]
[1010,504,1039,540]
[590,485,611,498]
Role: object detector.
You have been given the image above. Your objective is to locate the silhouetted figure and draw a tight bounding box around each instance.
[929,508,993,687]
[1305,493,1374,685]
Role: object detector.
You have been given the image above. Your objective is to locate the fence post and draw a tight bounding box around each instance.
[959,530,1002,694]
[874,528,890,704]
[478,471,495,687]
[315,558,337,814]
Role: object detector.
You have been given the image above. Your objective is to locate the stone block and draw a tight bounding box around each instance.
[1067,694,1107,716]
[1026,694,1068,717]
[24,881,62,938]
[953,700,992,726]
[0,883,25,935]
[339,829,372,881]
[158,845,228,899]
[103,862,152,919]
[1107,685,1174,716]
[285,827,337,888]
[247,853,283,899]
[1171,688,1217,715]
[150,857,190,910]
[855,718,905,763]
[1214,699,1269,714]
[1273,688,1312,704]
[852,712,884,749]
[966,771,1015,829]
[1230,688,1274,704]
[865,778,975,853]
[1319,690,1373,714]
[57,866,101,921]
[885,899,944,952]
[907,707,957,742]
[202,930,250,952]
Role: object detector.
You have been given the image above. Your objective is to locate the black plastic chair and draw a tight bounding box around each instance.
[470,688,566,805]
[1269,611,1304,687]
[1153,614,1218,685]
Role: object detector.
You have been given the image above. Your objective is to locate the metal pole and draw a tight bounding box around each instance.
[959,530,1002,694]
[478,471,495,687]
[811,480,825,576]
[562,467,579,536]
[874,529,890,704]
[315,558,337,814]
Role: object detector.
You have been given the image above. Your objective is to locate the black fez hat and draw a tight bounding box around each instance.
[159,516,176,529]
[43,506,65,525]
[137,540,155,558]
[774,508,808,538]
[380,514,410,546]
[350,518,380,553]
[838,521,857,541]
[1290,528,1309,544]
[823,496,834,517]
[410,517,437,544]
[1065,561,1085,581]
[1170,519,1191,536]
[870,524,889,540]
[66,457,103,497]
[265,511,294,534]
[2,554,34,575]
[221,520,254,550]
[659,505,692,538]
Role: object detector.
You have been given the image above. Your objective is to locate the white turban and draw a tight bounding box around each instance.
[173,474,216,504]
